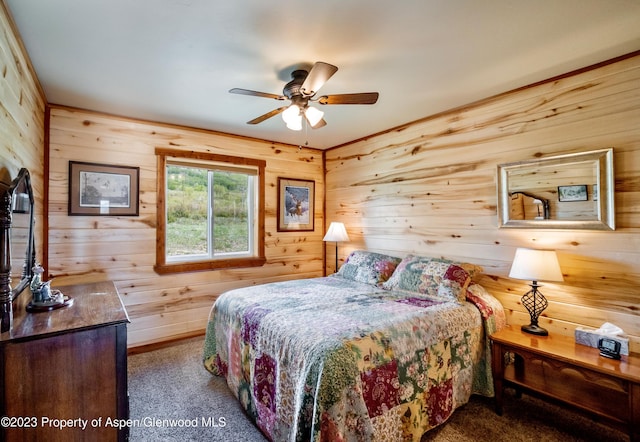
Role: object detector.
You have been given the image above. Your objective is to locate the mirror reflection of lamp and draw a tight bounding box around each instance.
[510,191,550,220]
[532,199,544,220]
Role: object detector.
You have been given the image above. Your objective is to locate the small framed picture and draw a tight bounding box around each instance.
[69,161,140,216]
[558,184,588,202]
[277,177,314,231]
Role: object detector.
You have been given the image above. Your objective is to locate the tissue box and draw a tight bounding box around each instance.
[575,326,629,355]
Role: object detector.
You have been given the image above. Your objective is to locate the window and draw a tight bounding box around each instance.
[155,148,265,274]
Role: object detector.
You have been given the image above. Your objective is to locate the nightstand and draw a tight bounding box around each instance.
[491,325,640,442]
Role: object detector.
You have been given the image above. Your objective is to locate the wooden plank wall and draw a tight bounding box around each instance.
[325,53,640,352]
[0,2,45,263]
[47,107,325,347]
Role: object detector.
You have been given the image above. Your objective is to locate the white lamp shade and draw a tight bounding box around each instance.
[282,104,300,123]
[285,117,302,131]
[304,106,324,127]
[323,222,350,242]
[282,105,302,130]
[509,248,563,282]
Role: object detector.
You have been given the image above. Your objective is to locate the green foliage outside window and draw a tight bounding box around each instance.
[166,165,249,257]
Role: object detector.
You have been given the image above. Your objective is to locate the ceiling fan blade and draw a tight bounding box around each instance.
[316,92,379,105]
[300,62,338,96]
[230,88,286,101]
[247,107,288,124]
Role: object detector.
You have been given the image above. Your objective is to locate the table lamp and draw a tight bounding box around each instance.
[509,248,563,336]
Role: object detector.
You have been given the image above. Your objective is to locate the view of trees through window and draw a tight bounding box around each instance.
[166,164,249,258]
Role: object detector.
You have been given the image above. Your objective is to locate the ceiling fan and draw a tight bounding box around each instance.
[229,61,379,131]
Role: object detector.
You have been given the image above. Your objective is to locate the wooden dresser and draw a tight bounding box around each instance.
[0,281,130,442]
[491,325,640,442]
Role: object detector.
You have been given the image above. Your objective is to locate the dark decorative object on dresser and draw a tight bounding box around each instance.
[0,168,36,333]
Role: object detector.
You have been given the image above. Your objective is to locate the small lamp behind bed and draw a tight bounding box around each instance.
[509,248,563,336]
[323,222,350,274]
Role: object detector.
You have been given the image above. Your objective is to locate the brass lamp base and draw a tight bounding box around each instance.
[521,323,548,336]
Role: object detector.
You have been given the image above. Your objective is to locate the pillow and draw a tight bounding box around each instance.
[459,262,484,281]
[337,250,402,286]
[382,255,478,303]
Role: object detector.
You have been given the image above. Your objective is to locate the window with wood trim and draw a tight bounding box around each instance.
[154,148,266,274]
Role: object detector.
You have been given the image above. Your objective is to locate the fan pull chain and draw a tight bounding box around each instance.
[299,118,310,150]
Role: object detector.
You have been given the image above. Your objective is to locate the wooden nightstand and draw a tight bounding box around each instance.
[491,325,640,442]
[0,281,130,442]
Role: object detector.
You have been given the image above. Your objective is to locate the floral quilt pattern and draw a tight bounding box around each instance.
[203,276,505,441]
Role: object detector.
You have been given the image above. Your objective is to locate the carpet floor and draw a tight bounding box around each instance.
[128,336,628,442]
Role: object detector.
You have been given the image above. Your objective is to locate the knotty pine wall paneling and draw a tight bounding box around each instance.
[0,2,45,264]
[325,53,640,352]
[48,107,325,347]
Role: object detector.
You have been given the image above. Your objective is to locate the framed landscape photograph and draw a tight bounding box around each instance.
[558,184,588,202]
[69,161,140,216]
[277,177,314,231]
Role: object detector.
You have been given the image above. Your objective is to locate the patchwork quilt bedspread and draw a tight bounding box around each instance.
[203,276,505,441]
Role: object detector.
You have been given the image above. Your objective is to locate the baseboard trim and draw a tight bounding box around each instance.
[127,331,205,355]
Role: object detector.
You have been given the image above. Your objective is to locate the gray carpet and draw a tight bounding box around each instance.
[128,336,628,442]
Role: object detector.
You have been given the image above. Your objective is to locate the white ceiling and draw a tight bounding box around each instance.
[5,0,640,149]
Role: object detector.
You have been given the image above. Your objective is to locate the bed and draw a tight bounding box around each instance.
[203,251,506,441]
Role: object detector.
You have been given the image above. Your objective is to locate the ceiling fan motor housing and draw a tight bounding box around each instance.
[284,70,310,101]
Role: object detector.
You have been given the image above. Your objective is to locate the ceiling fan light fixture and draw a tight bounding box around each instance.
[282,104,300,124]
[285,117,302,131]
[304,106,324,127]
[282,104,303,130]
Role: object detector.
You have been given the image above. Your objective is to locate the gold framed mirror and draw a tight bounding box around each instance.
[497,148,615,230]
